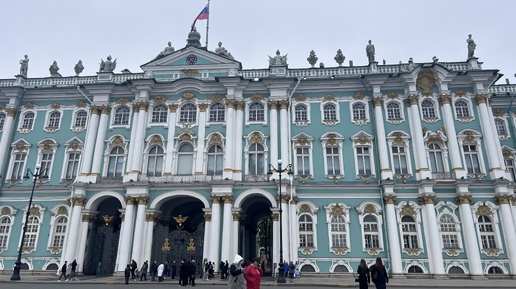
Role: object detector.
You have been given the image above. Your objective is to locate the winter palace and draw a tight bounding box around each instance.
[0,29,515,278]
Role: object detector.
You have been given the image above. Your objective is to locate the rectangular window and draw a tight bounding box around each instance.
[356,147,372,175]
[40,152,53,175]
[326,147,341,175]
[364,223,380,248]
[296,147,310,176]
[402,223,418,249]
[11,153,27,180]
[65,152,81,179]
[463,144,481,174]
[505,158,516,181]
[392,146,408,175]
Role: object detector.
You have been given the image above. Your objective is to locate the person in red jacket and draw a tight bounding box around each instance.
[244,258,263,289]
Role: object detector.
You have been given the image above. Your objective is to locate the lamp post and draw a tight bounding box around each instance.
[10,164,48,281]
[268,159,292,284]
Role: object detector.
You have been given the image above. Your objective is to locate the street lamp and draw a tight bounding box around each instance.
[10,164,48,281]
[268,159,292,284]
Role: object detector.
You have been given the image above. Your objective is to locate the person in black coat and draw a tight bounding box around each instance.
[370,257,389,289]
[189,260,196,286]
[124,264,131,285]
[151,261,158,281]
[171,260,177,279]
[179,259,189,286]
[357,259,370,289]
[130,259,137,280]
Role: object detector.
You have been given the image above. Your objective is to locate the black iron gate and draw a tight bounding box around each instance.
[83,215,120,275]
[152,222,204,275]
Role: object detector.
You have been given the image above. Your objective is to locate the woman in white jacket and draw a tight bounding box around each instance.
[157,263,165,282]
[228,255,246,289]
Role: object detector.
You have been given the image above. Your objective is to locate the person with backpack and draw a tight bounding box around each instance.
[357,259,370,289]
[370,257,388,289]
[228,254,246,289]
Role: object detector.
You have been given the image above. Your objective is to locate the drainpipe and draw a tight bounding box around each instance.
[76,85,93,104]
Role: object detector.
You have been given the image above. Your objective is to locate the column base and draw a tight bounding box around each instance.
[470,274,487,280]
[123,172,140,183]
[76,175,98,184]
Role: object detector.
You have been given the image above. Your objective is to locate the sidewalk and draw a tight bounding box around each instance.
[0,273,515,287]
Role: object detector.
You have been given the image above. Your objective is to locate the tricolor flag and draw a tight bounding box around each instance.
[191,3,209,30]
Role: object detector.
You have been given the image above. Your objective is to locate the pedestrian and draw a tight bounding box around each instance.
[357,259,370,289]
[224,260,229,279]
[140,260,148,281]
[294,261,300,279]
[370,257,388,289]
[58,261,67,281]
[283,262,289,277]
[189,259,196,286]
[151,261,158,281]
[157,263,164,282]
[130,259,138,280]
[96,262,102,277]
[244,258,263,289]
[288,261,295,282]
[204,261,210,280]
[180,259,189,286]
[208,261,214,279]
[124,264,131,285]
[171,260,177,279]
[69,259,77,281]
[228,254,246,289]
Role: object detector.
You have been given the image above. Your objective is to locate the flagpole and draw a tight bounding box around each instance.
[205,0,210,49]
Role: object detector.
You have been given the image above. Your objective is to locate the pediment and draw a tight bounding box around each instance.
[141,46,241,80]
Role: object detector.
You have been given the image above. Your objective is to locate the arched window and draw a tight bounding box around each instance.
[299,214,314,248]
[180,103,197,123]
[448,266,465,274]
[0,217,11,248]
[47,111,61,128]
[207,145,223,176]
[24,215,40,249]
[495,119,507,136]
[248,143,264,175]
[386,102,401,120]
[363,215,380,248]
[407,266,423,273]
[352,103,366,120]
[249,102,264,122]
[455,100,470,118]
[52,216,67,248]
[323,103,337,121]
[463,144,481,174]
[74,110,88,128]
[21,112,35,129]
[440,214,459,249]
[487,266,504,274]
[209,103,225,122]
[146,146,164,177]
[113,105,130,125]
[421,99,436,119]
[177,143,194,175]
[151,104,168,123]
[478,215,497,249]
[330,215,347,248]
[107,146,125,177]
[334,265,348,272]
[295,104,308,122]
[428,143,445,173]
[401,215,419,249]
[0,112,6,131]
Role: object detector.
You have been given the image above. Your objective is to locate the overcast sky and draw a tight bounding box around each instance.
[1,0,514,84]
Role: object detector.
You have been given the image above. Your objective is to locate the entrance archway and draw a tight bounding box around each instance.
[151,196,205,275]
[239,195,273,274]
[83,197,121,275]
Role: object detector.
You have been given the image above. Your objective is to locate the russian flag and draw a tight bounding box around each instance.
[191,4,209,30]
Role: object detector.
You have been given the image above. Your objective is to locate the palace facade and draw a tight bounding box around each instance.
[1,30,516,278]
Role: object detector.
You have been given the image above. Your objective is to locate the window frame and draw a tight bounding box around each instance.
[175,142,195,175]
[19,110,36,133]
[320,101,340,126]
[179,103,198,123]
[111,105,131,126]
[292,133,314,179]
[0,112,6,131]
[453,98,475,122]
[45,110,62,132]
[18,204,45,253]
[324,203,351,254]
[350,100,370,125]
[71,109,89,132]
[145,145,165,177]
[0,216,13,251]
[384,100,404,124]
[206,144,224,176]
[356,202,384,253]
[420,98,439,122]
[208,102,225,123]
[396,201,423,255]
[321,133,344,179]
[247,101,266,124]
[150,103,168,124]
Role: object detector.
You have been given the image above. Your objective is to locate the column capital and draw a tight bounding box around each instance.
[70,196,86,207]
[383,194,397,204]
[268,101,278,110]
[474,93,489,105]
[81,213,95,222]
[145,213,157,222]
[168,103,178,113]
[232,212,240,221]
[373,97,383,107]
[136,196,149,205]
[100,105,111,114]
[290,196,299,205]
[456,195,472,205]
[138,101,149,112]
[211,195,221,204]
[222,195,233,204]
[271,212,279,221]
[418,195,436,205]
[235,101,245,111]
[125,196,135,205]
[132,102,140,111]
[225,99,236,109]
[90,105,101,114]
[199,103,209,112]
[5,107,17,117]
[279,100,289,110]
[438,94,452,106]
[495,194,512,205]
[407,94,419,106]
[204,212,212,222]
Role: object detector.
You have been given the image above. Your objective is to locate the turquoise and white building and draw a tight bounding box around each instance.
[1,29,516,278]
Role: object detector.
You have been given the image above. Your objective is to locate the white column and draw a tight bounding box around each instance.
[143,212,155,265]
[208,197,221,269]
[220,196,232,264]
[202,211,212,264]
[407,96,431,179]
[456,194,483,275]
[64,197,85,262]
[271,211,279,271]
[164,104,178,175]
[125,104,139,173]
[131,197,148,265]
[280,192,289,262]
[487,104,506,171]
[131,102,148,172]
[118,197,135,271]
[0,108,16,173]
[80,107,99,175]
[422,196,445,274]
[373,98,392,179]
[269,101,279,166]
[475,94,503,178]
[384,196,403,274]
[289,201,298,262]
[280,101,289,162]
[195,104,208,174]
[91,106,110,175]
[233,102,244,180]
[231,210,240,259]
[497,195,516,274]
[439,95,465,178]
[76,213,93,273]
[223,100,235,179]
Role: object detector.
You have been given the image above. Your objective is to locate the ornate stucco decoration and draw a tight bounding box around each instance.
[323,93,336,102]
[42,139,55,151]
[15,143,28,151]
[198,103,208,112]
[387,92,399,99]
[111,136,124,147]
[330,205,345,216]
[250,132,264,144]
[406,249,422,256]
[445,249,460,257]
[168,104,178,113]
[295,137,310,146]
[373,97,383,107]
[454,90,468,97]
[232,212,240,221]
[250,93,263,102]
[493,108,505,117]
[353,92,365,100]
[181,69,198,77]
[416,68,436,96]
[299,204,311,213]
[333,248,348,255]
[463,131,476,143]
[474,93,489,105]
[6,107,17,117]
[301,248,314,255]
[182,92,196,102]
[30,206,41,217]
[407,95,419,106]
[502,150,514,158]
[76,100,87,108]
[0,104,4,110]
[399,204,416,216]
[475,205,493,217]
[210,94,224,103]
[1,207,11,215]
[427,133,444,145]
[116,97,129,105]
[154,95,166,103]
[150,135,163,146]
[295,94,307,102]
[438,94,452,106]
[24,102,35,109]
[208,133,223,146]
[326,134,338,145]
[392,133,406,145]
[50,102,61,109]
[485,249,501,257]
[354,136,371,145]
[179,133,192,142]
[383,195,397,204]
[225,99,236,109]
[57,206,68,215]
[364,204,376,214]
